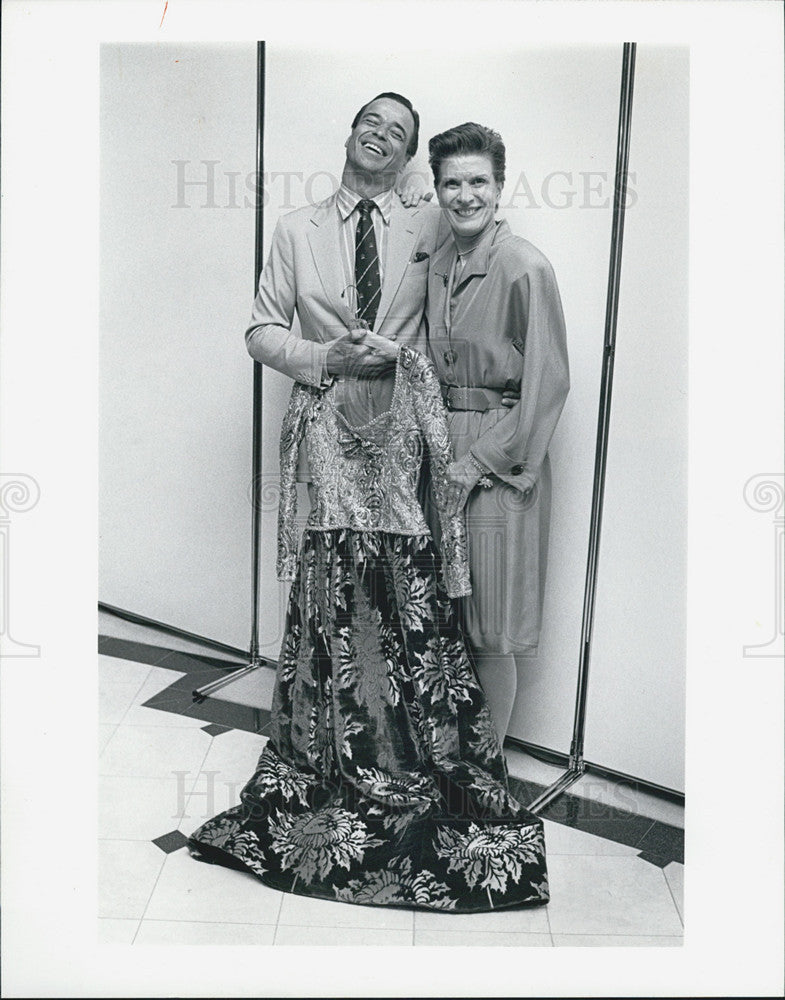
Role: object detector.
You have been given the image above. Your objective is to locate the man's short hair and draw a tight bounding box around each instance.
[351,92,420,159]
[428,122,506,187]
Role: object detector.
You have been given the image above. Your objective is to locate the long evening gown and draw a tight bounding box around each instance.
[188,346,549,913]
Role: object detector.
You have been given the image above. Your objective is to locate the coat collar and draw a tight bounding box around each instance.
[432,218,510,285]
[428,218,512,331]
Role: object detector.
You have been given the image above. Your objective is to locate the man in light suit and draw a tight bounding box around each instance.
[245,92,444,385]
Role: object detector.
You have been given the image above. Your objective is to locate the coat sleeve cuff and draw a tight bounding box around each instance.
[293,342,331,388]
[470,441,536,494]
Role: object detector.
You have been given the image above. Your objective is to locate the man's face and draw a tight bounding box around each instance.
[344,97,414,182]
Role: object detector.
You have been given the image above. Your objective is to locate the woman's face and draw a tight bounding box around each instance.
[435,153,502,242]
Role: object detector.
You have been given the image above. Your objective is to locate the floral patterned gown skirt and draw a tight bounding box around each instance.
[188,528,549,913]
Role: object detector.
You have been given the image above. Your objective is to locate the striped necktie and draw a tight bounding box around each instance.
[355,199,381,330]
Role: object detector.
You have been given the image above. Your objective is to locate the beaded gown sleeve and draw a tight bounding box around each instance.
[276,383,314,582]
[403,347,472,599]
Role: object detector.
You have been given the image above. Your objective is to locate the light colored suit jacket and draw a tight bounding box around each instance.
[246,193,446,385]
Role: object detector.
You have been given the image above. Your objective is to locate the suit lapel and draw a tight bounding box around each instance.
[375,200,419,331]
[306,196,354,324]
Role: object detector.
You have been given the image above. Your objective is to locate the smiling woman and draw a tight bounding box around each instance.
[424,122,570,743]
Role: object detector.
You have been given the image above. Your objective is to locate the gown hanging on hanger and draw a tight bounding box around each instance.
[188,346,549,913]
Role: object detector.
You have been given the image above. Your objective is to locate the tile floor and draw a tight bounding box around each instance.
[98,611,684,947]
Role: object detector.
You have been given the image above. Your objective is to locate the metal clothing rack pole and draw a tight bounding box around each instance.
[529,42,637,815]
[195,41,268,700]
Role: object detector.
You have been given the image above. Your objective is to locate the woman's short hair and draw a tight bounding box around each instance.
[428,122,506,187]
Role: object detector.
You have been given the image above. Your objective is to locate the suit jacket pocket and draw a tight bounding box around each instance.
[401,258,430,281]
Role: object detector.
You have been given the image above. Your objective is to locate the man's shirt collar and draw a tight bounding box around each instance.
[336,183,393,225]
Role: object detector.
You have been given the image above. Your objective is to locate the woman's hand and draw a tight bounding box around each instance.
[444,456,482,516]
[395,170,434,208]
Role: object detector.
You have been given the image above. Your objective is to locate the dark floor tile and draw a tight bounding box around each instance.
[190,698,271,735]
[98,634,247,675]
[100,631,275,735]
[533,788,660,853]
[140,671,271,735]
[568,813,656,851]
[508,782,668,863]
[98,635,176,666]
[201,723,233,737]
[636,850,673,869]
[508,776,548,810]
[152,830,190,854]
[150,647,248,674]
[636,820,684,864]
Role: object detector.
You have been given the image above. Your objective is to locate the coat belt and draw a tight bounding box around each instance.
[442,386,507,412]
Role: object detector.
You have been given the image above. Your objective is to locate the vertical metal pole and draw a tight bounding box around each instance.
[569,40,636,764]
[529,42,637,813]
[194,42,267,700]
[248,40,266,667]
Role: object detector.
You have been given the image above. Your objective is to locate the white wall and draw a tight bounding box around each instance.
[100,43,257,648]
[100,43,687,790]
[508,47,688,792]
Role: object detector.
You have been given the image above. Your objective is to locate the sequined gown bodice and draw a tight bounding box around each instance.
[277,345,470,598]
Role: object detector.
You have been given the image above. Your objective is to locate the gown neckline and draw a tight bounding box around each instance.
[326,344,405,436]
